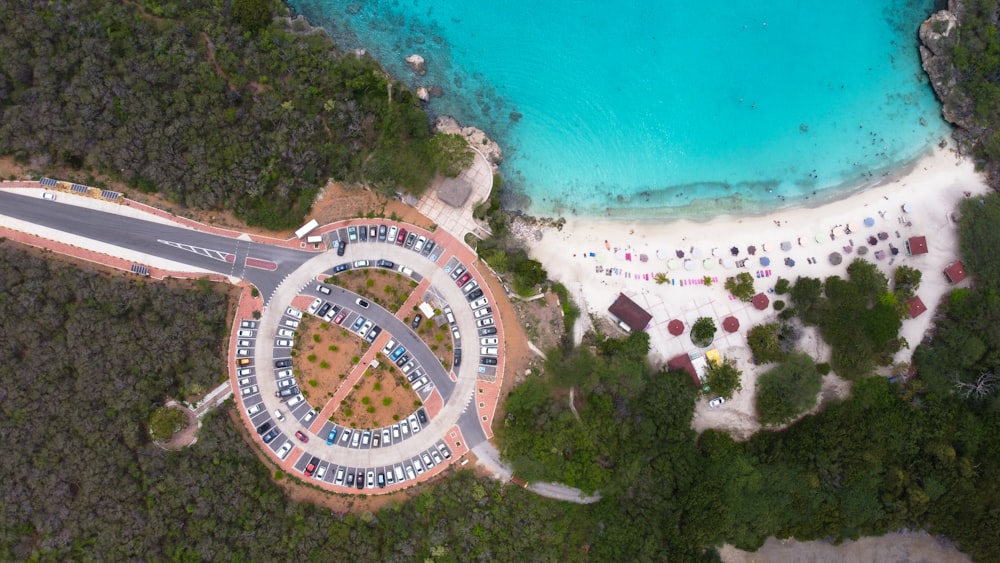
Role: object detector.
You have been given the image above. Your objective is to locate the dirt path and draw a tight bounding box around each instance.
[721,531,971,563]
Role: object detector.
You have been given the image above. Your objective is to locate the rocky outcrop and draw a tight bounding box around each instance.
[405,54,426,75]
[919,0,1000,185]
[433,115,503,169]
[416,87,430,102]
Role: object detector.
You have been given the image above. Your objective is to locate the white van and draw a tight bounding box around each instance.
[393,465,405,482]
[286,394,304,407]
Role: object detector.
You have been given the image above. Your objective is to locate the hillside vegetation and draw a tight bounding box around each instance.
[0,0,466,228]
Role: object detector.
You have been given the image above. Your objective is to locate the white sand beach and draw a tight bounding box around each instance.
[522,145,990,438]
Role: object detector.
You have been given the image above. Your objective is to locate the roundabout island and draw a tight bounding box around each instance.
[233,219,505,493]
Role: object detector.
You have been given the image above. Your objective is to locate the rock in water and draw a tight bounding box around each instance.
[405,54,426,75]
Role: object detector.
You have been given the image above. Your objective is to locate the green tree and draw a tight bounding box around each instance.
[747,323,785,363]
[755,353,821,425]
[789,276,824,323]
[958,192,1000,288]
[232,0,273,33]
[429,133,474,177]
[149,406,189,442]
[725,272,755,302]
[691,317,717,346]
[893,265,922,301]
[705,357,742,399]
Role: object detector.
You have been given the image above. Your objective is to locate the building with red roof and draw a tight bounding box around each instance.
[608,293,653,332]
[944,260,966,284]
[907,296,927,318]
[905,236,928,256]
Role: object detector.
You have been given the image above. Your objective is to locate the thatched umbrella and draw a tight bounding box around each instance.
[829,251,843,265]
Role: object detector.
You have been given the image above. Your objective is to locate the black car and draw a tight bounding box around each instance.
[466,288,484,301]
[355,471,364,490]
[454,349,462,367]
[345,472,355,487]
[337,241,347,256]
[261,428,279,443]
[316,303,331,318]
[421,240,434,256]
[404,232,417,248]
[275,359,292,368]
[395,354,410,367]
[376,259,395,269]
[480,357,498,366]
[411,314,422,329]
[479,327,498,336]
[256,421,272,435]
[417,409,428,424]
[378,225,387,241]
[333,263,350,273]
[366,326,381,343]
[359,227,367,242]
[377,472,386,488]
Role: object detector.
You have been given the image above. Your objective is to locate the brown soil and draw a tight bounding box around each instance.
[511,290,564,353]
[334,361,421,429]
[293,316,365,406]
[327,268,417,314]
[160,406,199,450]
[411,317,455,371]
[307,182,437,231]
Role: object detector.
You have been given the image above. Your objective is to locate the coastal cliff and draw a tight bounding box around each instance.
[919,0,1000,187]
[433,116,504,171]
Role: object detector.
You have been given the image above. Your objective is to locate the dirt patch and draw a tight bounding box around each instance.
[326,268,417,313]
[159,406,199,450]
[293,316,366,406]
[510,290,564,353]
[308,182,437,231]
[334,361,421,429]
[412,316,456,371]
[720,531,971,563]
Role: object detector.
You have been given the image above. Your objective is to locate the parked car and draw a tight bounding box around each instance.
[358,225,367,241]
[318,284,331,294]
[353,260,369,268]
[456,272,472,285]
[347,226,358,241]
[240,320,257,329]
[316,303,331,318]
[345,472,355,487]
[480,346,499,356]
[277,328,294,338]
[326,428,338,445]
[256,421,272,435]
[356,298,369,308]
[316,465,327,480]
[480,357,498,366]
[275,339,293,348]
[336,241,347,256]
[333,263,350,273]
[470,297,489,310]
[335,468,345,485]
[365,325,381,343]
[411,314,422,329]
[304,410,317,424]
[307,298,322,314]
[378,225,387,241]
[396,228,407,245]
[466,288,484,301]
[480,337,499,346]
[351,316,365,331]
[333,311,347,324]
[454,349,462,367]
[709,397,726,408]
[241,385,259,396]
[275,359,292,368]
[274,410,285,422]
[462,280,478,293]
[304,457,318,476]
[286,307,303,319]
[277,442,293,459]
[376,259,395,269]
[238,329,254,338]
[413,235,426,253]
[387,225,398,243]
[417,409,428,424]
[438,443,452,459]
[450,265,466,280]
[476,317,495,328]
[237,358,252,366]
[408,414,420,433]
[422,240,435,256]
[479,326,498,336]
[405,232,417,248]
[474,306,493,319]
[261,428,279,443]
[390,345,406,361]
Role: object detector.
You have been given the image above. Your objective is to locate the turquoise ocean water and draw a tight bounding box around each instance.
[289,0,950,219]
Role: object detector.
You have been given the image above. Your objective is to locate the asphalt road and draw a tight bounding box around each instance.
[0,191,310,300]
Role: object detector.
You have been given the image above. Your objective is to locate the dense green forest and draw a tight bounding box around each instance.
[0,0,464,228]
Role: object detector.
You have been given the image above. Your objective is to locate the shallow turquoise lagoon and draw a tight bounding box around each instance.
[290,0,950,218]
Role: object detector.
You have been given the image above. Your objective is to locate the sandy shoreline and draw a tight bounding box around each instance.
[521,143,990,437]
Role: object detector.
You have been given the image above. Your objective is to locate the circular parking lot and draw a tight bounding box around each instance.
[233,219,504,492]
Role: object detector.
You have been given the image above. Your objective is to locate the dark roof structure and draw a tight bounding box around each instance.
[436,176,473,207]
[944,260,967,284]
[667,354,699,387]
[667,319,685,336]
[907,296,927,318]
[752,293,770,310]
[608,293,652,332]
[905,236,928,256]
[722,316,740,333]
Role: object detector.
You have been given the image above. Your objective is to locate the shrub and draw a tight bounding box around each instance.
[773,300,785,311]
[312,334,321,343]
[343,407,353,416]
[366,406,376,414]
[307,354,317,362]
[382,397,392,406]
[756,353,822,425]
[705,358,742,399]
[319,361,329,369]
[250,287,260,298]
[148,406,188,442]
[774,278,790,295]
[351,356,360,364]
[308,379,318,387]
[373,382,381,391]
[725,272,755,302]
[816,362,831,375]
[691,317,717,346]
[361,397,371,405]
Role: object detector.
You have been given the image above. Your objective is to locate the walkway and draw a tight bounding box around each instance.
[416,149,494,243]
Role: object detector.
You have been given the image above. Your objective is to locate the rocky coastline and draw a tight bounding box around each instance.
[919,0,1000,187]
[432,115,504,172]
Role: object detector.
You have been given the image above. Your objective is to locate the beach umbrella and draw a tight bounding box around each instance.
[684,260,696,271]
[857,246,869,256]
[703,258,715,270]
[864,217,875,227]
[784,257,796,267]
[640,254,649,263]
[867,236,877,246]
[878,232,889,240]
[667,258,680,270]
[722,316,740,333]
[780,241,792,251]
[722,258,735,269]
[875,250,887,260]
[752,293,770,310]
[761,242,771,252]
[829,252,843,265]
[691,247,705,259]
[798,237,809,247]
[711,247,720,257]
[730,246,739,256]
[656,248,669,260]
[747,245,757,255]
[615,249,626,260]
[846,223,858,234]
[902,203,912,213]
[667,319,685,336]
[760,256,771,266]
[676,249,685,258]
[815,233,825,243]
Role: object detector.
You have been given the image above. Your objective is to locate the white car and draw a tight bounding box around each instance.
[275,339,293,348]
[480,347,499,356]
[286,307,303,319]
[408,414,420,433]
[462,280,478,293]
[413,458,425,475]
[476,318,495,328]
[274,409,285,421]
[401,420,409,435]
[421,452,434,468]
[413,376,429,390]
[382,339,397,356]
[473,307,492,319]
[398,266,413,277]
[709,397,726,408]
[452,326,461,339]
[283,318,300,329]
[318,284,331,295]
[277,442,293,459]
[307,298,322,314]
[276,369,293,378]
[238,377,252,387]
[240,385,258,396]
[303,410,317,423]
[366,471,375,489]
[405,465,416,481]
[391,425,401,439]
[41,191,57,201]
[358,320,373,338]
[237,330,254,338]
[414,236,426,253]
[335,468,345,485]
[236,348,251,356]
[401,361,415,374]
[246,404,261,416]
[470,297,489,310]
[316,465,327,480]
[480,337,498,346]
[238,340,252,347]
[278,328,295,338]
[277,378,294,389]
[238,368,253,376]
[382,428,391,444]
[387,225,398,242]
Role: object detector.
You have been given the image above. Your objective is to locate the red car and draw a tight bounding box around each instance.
[396,229,407,245]
[304,457,318,477]
[333,311,347,325]
[295,431,308,443]
[456,272,472,286]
